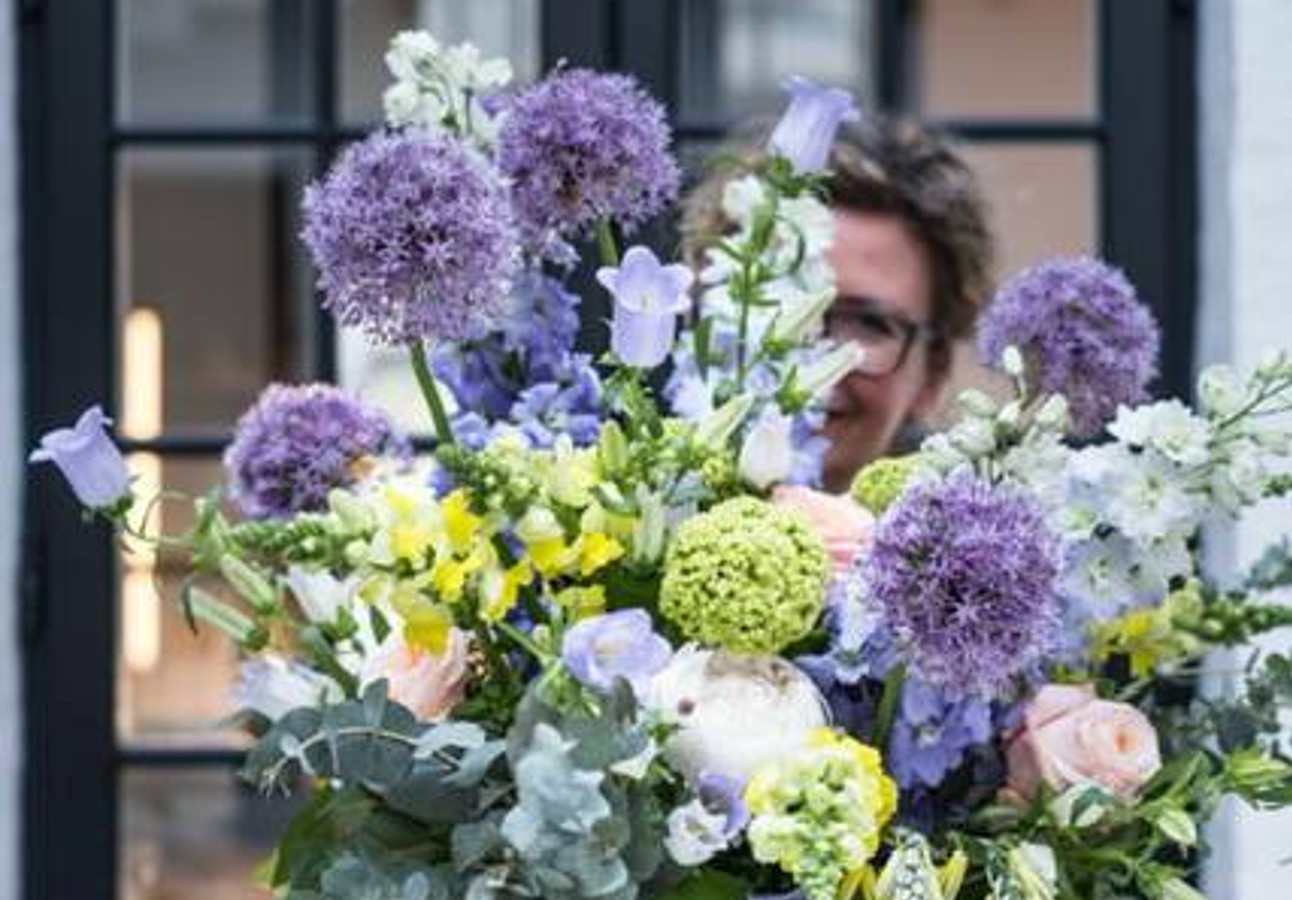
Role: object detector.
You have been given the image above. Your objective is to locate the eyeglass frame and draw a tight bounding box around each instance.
[822,293,942,377]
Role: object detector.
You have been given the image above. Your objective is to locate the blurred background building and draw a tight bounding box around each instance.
[3,1,1289,898]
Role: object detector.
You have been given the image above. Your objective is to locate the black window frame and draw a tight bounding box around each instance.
[19,2,1198,898]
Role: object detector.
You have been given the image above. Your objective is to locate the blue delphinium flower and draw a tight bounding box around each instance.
[859,472,1061,695]
[767,76,860,175]
[224,383,402,519]
[561,609,673,697]
[302,130,520,345]
[597,245,694,369]
[497,68,680,256]
[29,406,132,510]
[887,678,993,790]
[978,256,1160,437]
[432,271,605,448]
[513,358,604,448]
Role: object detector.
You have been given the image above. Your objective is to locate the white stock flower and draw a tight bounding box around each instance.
[1109,400,1212,467]
[646,646,828,783]
[385,30,440,82]
[720,174,768,223]
[1199,364,1246,419]
[233,656,339,719]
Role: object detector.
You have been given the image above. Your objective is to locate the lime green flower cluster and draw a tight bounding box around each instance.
[850,454,922,517]
[658,496,829,653]
[746,728,898,900]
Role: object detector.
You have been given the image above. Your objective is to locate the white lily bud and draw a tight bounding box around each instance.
[770,288,836,343]
[738,410,795,490]
[799,341,866,398]
[695,394,756,449]
[956,388,998,419]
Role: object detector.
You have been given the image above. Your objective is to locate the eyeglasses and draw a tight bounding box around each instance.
[822,295,938,377]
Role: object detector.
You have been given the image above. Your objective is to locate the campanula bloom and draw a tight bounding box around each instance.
[29,405,131,509]
[561,608,672,697]
[597,245,694,368]
[767,76,860,175]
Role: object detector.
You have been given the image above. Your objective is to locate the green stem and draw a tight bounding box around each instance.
[409,341,456,447]
[872,664,906,750]
[596,219,620,267]
[496,621,548,662]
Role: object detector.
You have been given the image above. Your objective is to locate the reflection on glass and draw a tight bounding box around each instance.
[117,149,314,434]
[117,457,247,748]
[678,0,874,125]
[961,142,1097,278]
[121,767,305,900]
[118,0,313,124]
[340,0,541,124]
[916,0,1095,118]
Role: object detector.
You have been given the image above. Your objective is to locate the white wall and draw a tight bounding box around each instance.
[1200,2,1292,899]
[0,0,20,897]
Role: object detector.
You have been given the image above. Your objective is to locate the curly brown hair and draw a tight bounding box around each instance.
[681,116,995,376]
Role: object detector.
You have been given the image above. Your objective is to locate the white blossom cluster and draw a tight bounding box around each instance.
[922,349,1292,630]
[382,30,512,144]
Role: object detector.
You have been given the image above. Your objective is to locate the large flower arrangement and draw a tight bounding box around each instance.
[30,32,1292,900]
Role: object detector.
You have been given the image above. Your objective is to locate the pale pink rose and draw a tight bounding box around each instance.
[361,627,472,721]
[1004,683,1162,803]
[771,484,875,573]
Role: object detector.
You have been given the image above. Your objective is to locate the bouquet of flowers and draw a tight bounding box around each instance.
[31,31,1292,900]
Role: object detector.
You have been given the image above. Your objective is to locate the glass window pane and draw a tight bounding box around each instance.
[340,0,541,125]
[117,149,316,435]
[961,142,1098,277]
[118,0,313,124]
[121,767,306,900]
[678,0,876,125]
[117,457,248,748]
[915,0,1096,118]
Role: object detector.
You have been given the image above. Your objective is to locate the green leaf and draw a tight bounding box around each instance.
[654,869,749,900]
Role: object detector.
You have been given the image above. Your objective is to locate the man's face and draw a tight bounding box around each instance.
[820,209,942,493]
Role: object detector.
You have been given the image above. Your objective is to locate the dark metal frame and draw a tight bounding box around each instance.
[19,1,1197,898]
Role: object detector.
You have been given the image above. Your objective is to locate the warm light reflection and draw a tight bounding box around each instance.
[123,307,163,676]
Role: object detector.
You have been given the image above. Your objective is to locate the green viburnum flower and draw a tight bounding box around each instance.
[850,454,922,517]
[659,496,829,653]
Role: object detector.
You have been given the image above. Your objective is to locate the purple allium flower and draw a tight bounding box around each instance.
[224,383,401,520]
[302,130,520,345]
[561,609,673,697]
[887,678,993,790]
[767,76,860,175]
[859,473,1061,696]
[597,245,694,368]
[497,69,680,252]
[29,406,132,509]
[978,256,1161,437]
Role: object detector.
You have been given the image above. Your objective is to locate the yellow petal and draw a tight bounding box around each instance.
[403,603,454,655]
[578,531,624,577]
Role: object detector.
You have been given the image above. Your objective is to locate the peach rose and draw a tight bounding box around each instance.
[1004,683,1162,803]
[771,484,875,573]
[361,627,472,721]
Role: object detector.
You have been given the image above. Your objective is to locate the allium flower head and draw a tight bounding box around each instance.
[497,68,680,252]
[224,383,401,519]
[302,130,519,345]
[659,497,830,653]
[979,256,1160,436]
[860,473,1060,696]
